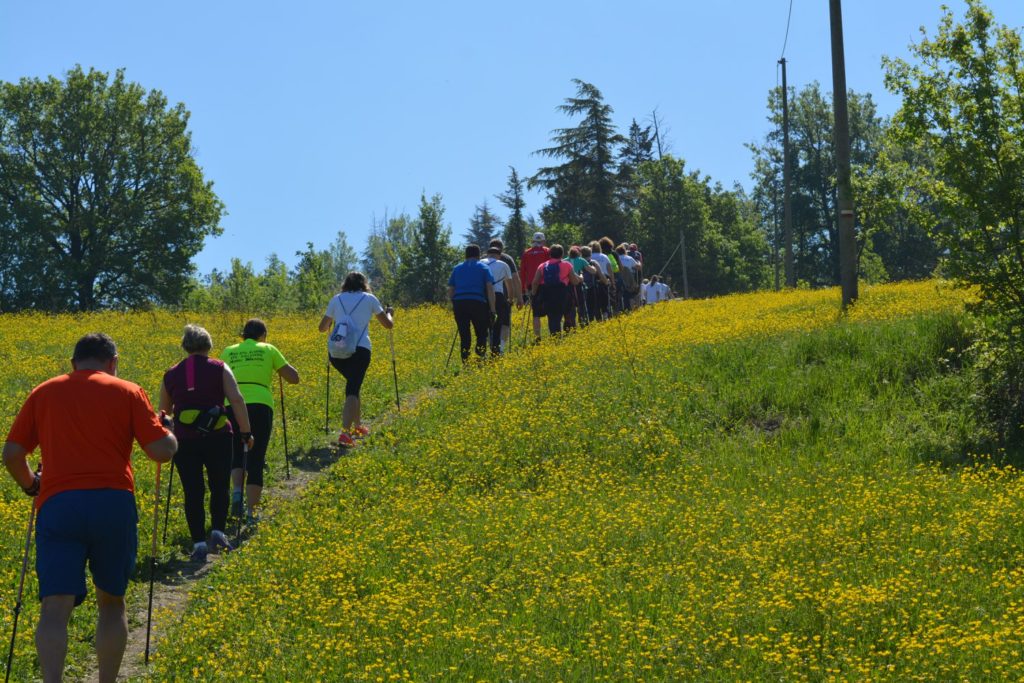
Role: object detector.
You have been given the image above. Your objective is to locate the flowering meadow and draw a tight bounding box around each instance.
[5,281,1024,680]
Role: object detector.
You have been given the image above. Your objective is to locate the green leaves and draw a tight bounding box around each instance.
[0,66,224,311]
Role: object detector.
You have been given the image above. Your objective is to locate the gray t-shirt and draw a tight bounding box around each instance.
[325,291,384,350]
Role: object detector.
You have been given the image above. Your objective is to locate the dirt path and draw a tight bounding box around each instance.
[81,388,439,682]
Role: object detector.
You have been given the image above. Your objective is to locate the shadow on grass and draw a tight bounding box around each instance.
[293,445,344,472]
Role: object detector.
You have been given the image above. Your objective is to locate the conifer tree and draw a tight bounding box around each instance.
[530,80,626,238]
[464,200,501,248]
[497,167,529,256]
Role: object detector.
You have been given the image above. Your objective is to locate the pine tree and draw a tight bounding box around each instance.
[463,200,502,248]
[497,167,529,256]
[530,80,626,239]
[397,193,457,304]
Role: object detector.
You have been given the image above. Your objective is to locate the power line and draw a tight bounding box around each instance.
[779,0,794,59]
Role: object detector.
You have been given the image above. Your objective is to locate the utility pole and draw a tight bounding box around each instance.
[779,57,795,288]
[772,183,780,291]
[653,112,689,298]
[830,0,858,307]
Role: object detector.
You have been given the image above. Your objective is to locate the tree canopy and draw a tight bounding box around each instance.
[0,66,223,311]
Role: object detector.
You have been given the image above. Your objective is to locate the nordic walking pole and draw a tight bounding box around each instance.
[5,492,36,683]
[279,376,290,480]
[324,355,331,434]
[388,317,400,411]
[444,328,458,371]
[161,458,175,544]
[235,443,248,542]
[144,461,162,665]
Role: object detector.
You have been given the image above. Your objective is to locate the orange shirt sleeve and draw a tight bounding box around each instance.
[130,386,168,447]
[6,389,40,453]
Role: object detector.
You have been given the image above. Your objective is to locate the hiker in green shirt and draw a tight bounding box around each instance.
[221,319,300,524]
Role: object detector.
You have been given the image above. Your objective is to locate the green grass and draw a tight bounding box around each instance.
[148,308,1024,681]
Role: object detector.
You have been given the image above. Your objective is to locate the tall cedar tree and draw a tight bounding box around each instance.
[530,80,626,240]
[464,200,502,248]
[497,167,528,256]
[0,66,223,311]
[397,193,457,305]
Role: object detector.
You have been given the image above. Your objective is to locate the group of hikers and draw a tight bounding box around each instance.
[0,234,673,681]
[447,232,673,361]
[0,276,397,681]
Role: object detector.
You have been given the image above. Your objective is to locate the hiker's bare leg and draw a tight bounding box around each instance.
[247,484,262,512]
[342,395,360,432]
[37,594,74,683]
[95,587,127,683]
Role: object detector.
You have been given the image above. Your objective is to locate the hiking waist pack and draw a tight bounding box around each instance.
[177,406,228,434]
[328,293,369,359]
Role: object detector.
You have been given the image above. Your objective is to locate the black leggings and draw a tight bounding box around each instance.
[229,403,273,487]
[543,286,568,335]
[175,432,232,543]
[453,299,490,360]
[330,346,372,397]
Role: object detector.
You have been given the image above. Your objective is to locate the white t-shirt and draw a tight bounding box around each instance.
[591,252,613,278]
[618,253,638,272]
[641,282,649,303]
[325,291,384,350]
[481,257,512,295]
[655,282,671,301]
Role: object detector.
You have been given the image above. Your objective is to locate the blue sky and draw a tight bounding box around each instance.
[3,1,1022,274]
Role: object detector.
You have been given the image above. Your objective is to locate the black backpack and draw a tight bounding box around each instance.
[543,261,565,288]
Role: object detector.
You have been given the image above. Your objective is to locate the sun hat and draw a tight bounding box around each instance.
[532,231,545,245]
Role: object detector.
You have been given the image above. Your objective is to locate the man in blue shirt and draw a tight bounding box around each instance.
[447,244,496,361]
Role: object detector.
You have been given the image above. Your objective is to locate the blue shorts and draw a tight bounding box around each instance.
[36,489,138,605]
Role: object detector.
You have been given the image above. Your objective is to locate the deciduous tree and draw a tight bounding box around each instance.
[0,66,223,311]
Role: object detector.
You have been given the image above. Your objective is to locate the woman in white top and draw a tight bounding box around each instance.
[318,272,394,447]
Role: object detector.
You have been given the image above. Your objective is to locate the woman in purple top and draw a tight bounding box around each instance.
[159,325,254,562]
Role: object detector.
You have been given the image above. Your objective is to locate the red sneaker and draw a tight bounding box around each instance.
[337,432,357,448]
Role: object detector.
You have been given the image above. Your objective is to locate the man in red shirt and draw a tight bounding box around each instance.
[3,333,176,683]
[519,231,550,342]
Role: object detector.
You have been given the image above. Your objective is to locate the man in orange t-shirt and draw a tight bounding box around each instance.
[3,333,176,683]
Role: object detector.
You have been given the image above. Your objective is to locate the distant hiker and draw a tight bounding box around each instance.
[519,232,550,340]
[566,245,597,329]
[448,244,496,361]
[599,236,621,313]
[641,277,651,305]
[481,245,514,354]
[489,238,525,347]
[653,275,673,302]
[320,271,394,448]
[588,240,614,321]
[160,325,254,562]
[628,242,644,268]
[615,244,641,310]
[3,333,177,683]
[580,244,608,325]
[221,319,300,525]
[530,244,582,337]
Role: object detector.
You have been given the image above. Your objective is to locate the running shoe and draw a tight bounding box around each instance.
[337,432,357,448]
[231,490,243,518]
[246,513,260,529]
[352,425,371,438]
[189,543,208,563]
[209,530,234,553]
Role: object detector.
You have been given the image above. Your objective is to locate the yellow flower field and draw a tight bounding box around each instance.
[3,281,1013,681]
